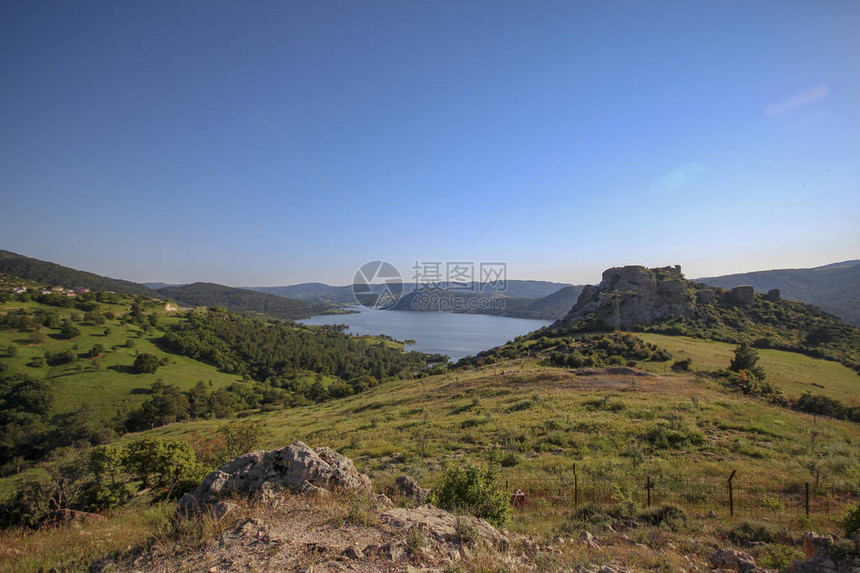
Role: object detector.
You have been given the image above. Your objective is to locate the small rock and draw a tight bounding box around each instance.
[341,546,363,560]
[395,475,429,505]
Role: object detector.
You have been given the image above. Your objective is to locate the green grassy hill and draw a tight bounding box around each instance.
[138,346,859,533]
[1,332,858,571]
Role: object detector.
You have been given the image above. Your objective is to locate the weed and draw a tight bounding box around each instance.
[755,543,803,570]
[637,504,687,531]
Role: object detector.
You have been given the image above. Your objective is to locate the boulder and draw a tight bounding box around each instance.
[395,474,429,505]
[381,505,508,549]
[179,441,371,515]
[709,548,760,573]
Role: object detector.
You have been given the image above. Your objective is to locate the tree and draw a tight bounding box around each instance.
[87,445,129,509]
[90,343,105,358]
[7,343,18,357]
[30,329,46,345]
[84,310,106,325]
[59,321,80,339]
[133,353,161,374]
[729,343,765,380]
[216,421,264,465]
[124,437,199,498]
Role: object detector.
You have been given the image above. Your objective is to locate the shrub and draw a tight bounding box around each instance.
[725,520,777,545]
[58,322,80,339]
[562,502,613,532]
[133,352,161,374]
[844,503,860,536]
[755,544,802,570]
[671,358,692,372]
[637,504,687,531]
[430,458,511,527]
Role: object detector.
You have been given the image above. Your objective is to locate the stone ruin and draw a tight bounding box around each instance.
[728,285,755,306]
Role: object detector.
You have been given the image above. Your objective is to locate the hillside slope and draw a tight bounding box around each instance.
[697,260,860,326]
[549,265,860,373]
[252,280,573,305]
[0,250,159,297]
[158,282,331,320]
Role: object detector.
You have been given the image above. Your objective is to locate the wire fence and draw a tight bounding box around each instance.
[504,472,857,522]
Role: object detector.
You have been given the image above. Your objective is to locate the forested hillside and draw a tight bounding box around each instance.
[157,282,331,320]
[0,250,159,297]
[697,260,860,326]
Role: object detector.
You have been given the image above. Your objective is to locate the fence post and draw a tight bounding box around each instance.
[573,463,578,507]
[728,470,736,517]
[646,476,652,508]
[805,482,810,517]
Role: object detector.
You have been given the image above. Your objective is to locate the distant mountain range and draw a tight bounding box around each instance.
[248,280,572,304]
[4,249,858,326]
[696,260,860,326]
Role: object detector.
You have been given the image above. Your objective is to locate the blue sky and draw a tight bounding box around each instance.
[1,1,858,286]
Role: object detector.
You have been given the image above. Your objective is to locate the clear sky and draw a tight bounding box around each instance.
[1,1,858,287]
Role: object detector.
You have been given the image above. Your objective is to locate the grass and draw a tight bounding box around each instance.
[132,353,858,537]
[637,333,860,401]
[0,311,240,422]
[0,502,173,573]
[1,312,858,569]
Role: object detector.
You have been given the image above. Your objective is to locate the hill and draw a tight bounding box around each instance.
[697,260,860,327]
[517,284,584,319]
[549,265,860,373]
[388,285,583,320]
[0,250,159,298]
[157,282,332,320]
[4,346,857,571]
[0,293,443,480]
[251,280,573,306]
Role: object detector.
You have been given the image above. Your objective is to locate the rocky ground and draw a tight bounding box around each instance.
[91,442,860,573]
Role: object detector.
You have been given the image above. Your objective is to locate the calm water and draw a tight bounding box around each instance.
[299,308,552,361]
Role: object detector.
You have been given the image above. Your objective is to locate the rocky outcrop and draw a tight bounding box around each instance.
[395,474,429,505]
[381,505,508,549]
[709,548,762,573]
[178,441,371,514]
[786,531,860,573]
[553,265,694,331]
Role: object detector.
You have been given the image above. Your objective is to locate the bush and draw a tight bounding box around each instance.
[562,502,613,532]
[430,458,511,527]
[58,322,80,339]
[133,353,161,374]
[844,503,860,536]
[671,358,692,372]
[500,452,522,467]
[755,543,802,570]
[637,504,687,531]
[725,520,778,545]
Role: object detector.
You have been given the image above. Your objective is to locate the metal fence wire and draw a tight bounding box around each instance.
[504,473,857,520]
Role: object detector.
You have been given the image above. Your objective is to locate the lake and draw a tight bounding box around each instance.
[298,308,552,361]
